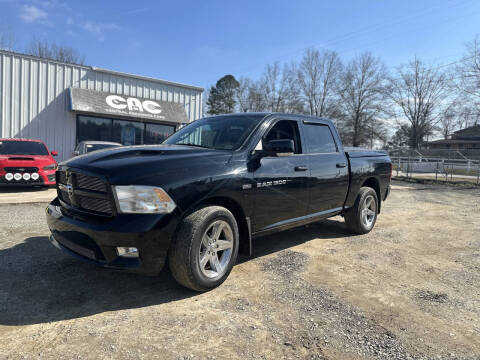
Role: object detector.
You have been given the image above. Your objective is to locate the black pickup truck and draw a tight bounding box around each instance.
[46,113,391,291]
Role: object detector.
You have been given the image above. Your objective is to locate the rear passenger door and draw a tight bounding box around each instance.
[301,121,349,214]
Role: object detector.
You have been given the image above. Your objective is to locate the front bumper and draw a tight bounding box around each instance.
[0,169,56,186]
[46,198,179,275]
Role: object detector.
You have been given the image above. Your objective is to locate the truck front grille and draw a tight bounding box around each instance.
[78,196,113,214]
[76,173,107,192]
[56,169,114,216]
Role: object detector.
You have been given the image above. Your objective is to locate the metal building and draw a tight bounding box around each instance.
[0,50,203,161]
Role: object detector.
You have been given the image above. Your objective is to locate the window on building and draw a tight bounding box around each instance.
[303,124,338,153]
[112,120,144,145]
[76,115,176,146]
[145,123,175,144]
[77,116,112,143]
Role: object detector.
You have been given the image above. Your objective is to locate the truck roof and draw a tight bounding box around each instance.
[206,112,336,126]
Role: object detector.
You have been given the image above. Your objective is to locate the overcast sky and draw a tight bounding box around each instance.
[1,0,479,89]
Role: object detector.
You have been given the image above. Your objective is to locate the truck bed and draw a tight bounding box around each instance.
[344,147,388,158]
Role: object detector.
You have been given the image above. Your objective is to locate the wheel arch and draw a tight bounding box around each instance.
[186,196,251,256]
[361,177,382,213]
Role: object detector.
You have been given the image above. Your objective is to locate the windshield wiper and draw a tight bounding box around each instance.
[178,143,211,149]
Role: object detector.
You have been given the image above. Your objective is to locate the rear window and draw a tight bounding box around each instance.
[0,141,49,155]
[303,124,338,153]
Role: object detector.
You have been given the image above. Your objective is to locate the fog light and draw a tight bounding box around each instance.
[23,173,31,180]
[5,173,13,181]
[116,247,139,258]
[31,173,39,180]
[13,173,22,181]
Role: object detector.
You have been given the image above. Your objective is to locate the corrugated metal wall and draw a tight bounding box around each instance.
[0,50,203,161]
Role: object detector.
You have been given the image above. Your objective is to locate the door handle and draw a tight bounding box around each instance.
[336,162,347,168]
[294,165,308,172]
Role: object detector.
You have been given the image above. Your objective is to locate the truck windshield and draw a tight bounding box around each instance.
[164,115,261,150]
[0,141,49,155]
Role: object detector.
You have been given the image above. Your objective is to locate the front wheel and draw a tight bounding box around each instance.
[168,206,239,291]
[344,187,378,234]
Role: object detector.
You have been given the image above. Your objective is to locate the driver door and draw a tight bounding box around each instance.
[251,119,310,233]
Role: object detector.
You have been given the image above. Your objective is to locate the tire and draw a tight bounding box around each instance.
[168,206,239,291]
[344,187,378,234]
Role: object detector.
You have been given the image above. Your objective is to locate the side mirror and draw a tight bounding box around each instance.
[264,139,295,156]
[72,150,80,157]
[51,151,58,156]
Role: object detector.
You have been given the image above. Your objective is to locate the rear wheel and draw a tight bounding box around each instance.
[344,187,378,234]
[168,206,239,291]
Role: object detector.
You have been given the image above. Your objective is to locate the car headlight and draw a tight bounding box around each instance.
[113,185,176,214]
[43,163,57,170]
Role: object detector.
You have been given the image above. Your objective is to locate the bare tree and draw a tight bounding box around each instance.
[26,39,85,65]
[259,62,304,113]
[388,58,449,149]
[438,101,458,139]
[260,62,285,112]
[457,35,480,100]
[336,52,388,147]
[235,77,254,112]
[456,104,480,129]
[298,48,342,117]
[280,62,304,113]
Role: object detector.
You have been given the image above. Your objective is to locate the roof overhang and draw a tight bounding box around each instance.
[68,88,189,124]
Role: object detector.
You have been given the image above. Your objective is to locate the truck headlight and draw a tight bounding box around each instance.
[112,185,176,214]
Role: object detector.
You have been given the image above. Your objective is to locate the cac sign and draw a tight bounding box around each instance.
[69,88,189,124]
[106,95,162,115]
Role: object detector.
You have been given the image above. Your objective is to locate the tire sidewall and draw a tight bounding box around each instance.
[358,188,378,233]
[190,208,239,289]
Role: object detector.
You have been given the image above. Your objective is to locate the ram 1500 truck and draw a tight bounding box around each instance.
[46,113,391,291]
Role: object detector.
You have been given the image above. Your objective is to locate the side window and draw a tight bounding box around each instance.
[303,124,338,153]
[262,120,302,154]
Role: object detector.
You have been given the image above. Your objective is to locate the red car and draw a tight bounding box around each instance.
[0,139,58,186]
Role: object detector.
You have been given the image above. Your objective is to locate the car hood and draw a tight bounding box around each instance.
[0,155,56,168]
[61,144,233,185]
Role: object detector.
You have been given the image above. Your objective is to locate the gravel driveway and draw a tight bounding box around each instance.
[0,181,479,359]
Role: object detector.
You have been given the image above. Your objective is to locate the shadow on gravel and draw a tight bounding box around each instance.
[0,236,193,326]
[241,218,351,262]
[0,218,350,326]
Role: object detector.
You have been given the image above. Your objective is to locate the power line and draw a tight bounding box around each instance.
[234,0,477,77]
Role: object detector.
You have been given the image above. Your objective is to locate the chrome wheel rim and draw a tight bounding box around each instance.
[361,195,376,229]
[199,220,234,278]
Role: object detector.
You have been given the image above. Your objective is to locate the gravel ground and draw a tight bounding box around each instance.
[0,181,479,359]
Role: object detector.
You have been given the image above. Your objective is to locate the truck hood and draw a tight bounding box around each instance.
[61,144,233,185]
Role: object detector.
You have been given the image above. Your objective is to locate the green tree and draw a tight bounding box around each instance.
[206,75,240,115]
[386,124,412,149]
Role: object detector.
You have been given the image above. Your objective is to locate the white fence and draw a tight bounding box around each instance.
[389,148,480,185]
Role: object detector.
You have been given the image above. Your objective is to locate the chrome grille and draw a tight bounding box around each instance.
[76,173,107,192]
[56,169,113,216]
[78,196,112,214]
